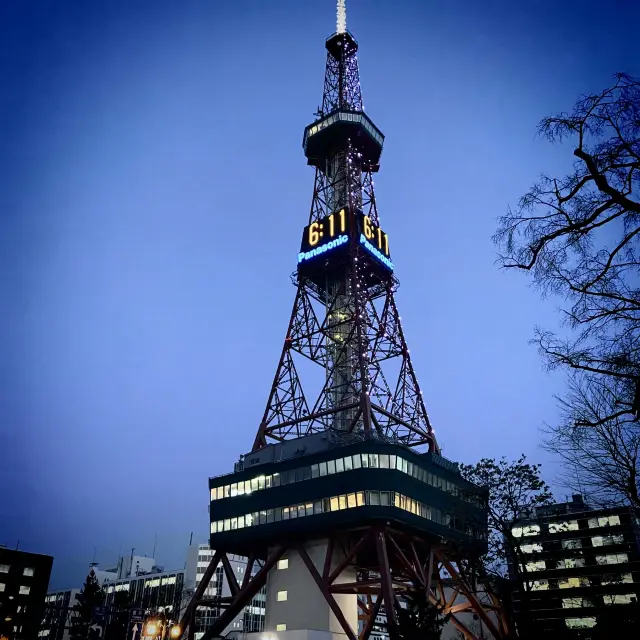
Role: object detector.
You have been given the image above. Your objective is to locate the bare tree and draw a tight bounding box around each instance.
[494,73,640,424]
[459,456,553,639]
[543,373,640,509]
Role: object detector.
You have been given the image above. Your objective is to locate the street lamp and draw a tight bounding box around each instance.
[145,621,159,636]
[144,617,180,640]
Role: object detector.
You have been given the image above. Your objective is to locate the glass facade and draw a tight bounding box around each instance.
[210,489,484,539]
[305,111,384,147]
[210,451,479,506]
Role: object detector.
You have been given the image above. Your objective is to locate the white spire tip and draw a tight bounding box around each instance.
[337,0,346,34]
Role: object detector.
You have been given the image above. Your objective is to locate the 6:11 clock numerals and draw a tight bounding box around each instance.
[362,214,389,256]
[308,208,347,246]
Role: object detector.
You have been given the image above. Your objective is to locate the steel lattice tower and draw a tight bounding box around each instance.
[179,4,510,640]
[252,27,435,453]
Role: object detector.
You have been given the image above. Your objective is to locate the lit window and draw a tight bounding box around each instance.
[0,565,9,573]
[0,584,5,592]
[330,497,339,511]
[588,515,621,528]
[524,560,545,572]
[562,598,582,608]
[596,553,628,565]
[549,520,579,533]
[528,580,548,591]
[559,577,589,589]
[558,557,585,569]
[347,493,357,509]
[565,618,596,629]
[19,586,30,595]
[603,593,636,605]
[601,573,633,585]
[512,525,540,537]
[562,539,582,550]
[278,559,288,570]
[277,590,287,602]
[276,624,287,631]
[592,534,624,546]
[356,492,365,506]
[520,543,543,553]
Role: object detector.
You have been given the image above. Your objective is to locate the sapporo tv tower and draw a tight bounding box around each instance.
[180,3,509,639]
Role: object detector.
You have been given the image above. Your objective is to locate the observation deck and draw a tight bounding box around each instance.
[303,110,384,170]
[209,433,488,558]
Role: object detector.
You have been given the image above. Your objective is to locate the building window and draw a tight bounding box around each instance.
[277,559,288,570]
[524,560,545,572]
[19,585,30,595]
[0,583,5,592]
[559,577,589,589]
[558,557,585,569]
[0,565,9,573]
[565,618,596,629]
[23,568,35,577]
[277,590,287,602]
[601,573,633,585]
[520,543,543,553]
[562,598,582,608]
[592,534,624,547]
[528,580,548,591]
[561,539,582,550]
[512,525,540,537]
[588,515,621,528]
[276,624,287,631]
[596,553,628,565]
[549,520,579,533]
[603,593,636,605]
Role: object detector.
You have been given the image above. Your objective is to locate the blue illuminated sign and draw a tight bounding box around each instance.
[360,234,394,271]
[298,234,349,264]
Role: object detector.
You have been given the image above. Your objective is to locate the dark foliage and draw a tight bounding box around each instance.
[390,587,450,640]
[69,569,104,640]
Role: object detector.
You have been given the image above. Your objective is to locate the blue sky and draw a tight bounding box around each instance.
[1,0,638,590]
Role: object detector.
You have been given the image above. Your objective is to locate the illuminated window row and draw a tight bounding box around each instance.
[513,514,622,539]
[211,452,477,505]
[212,490,438,534]
[524,535,625,552]
[306,112,383,146]
[529,573,635,591]
[523,552,628,572]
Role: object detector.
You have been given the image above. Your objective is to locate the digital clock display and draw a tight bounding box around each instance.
[300,209,348,252]
[357,214,390,257]
[297,208,393,272]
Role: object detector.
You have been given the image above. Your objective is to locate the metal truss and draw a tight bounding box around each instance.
[322,34,363,114]
[252,265,437,452]
[179,527,512,640]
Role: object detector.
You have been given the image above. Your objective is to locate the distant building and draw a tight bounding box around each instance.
[186,544,266,638]
[102,569,185,615]
[40,590,79,640]
[0,546,53,640]
[40,543,266,639]
[510,495,640,635]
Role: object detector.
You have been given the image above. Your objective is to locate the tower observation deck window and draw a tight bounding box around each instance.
[210,489,484,540]
[210,451,479,507]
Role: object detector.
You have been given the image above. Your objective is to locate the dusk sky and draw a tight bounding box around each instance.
[2,0,639,591]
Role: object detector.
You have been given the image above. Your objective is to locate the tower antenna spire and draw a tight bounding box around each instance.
[337,0,346,34]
